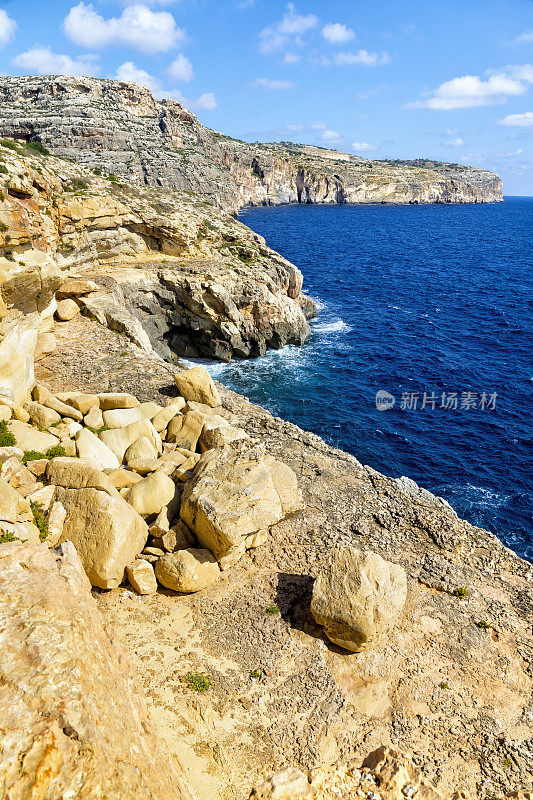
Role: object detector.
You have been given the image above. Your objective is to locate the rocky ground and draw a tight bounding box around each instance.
[29,313,532,800]
[0,76,503,211]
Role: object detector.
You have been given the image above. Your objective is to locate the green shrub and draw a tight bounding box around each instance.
[0,421,15,447]
[92,167,102,176]
[185,672,212,693]
[22,450,46,464]
[453,587,469,598]
[46,444,66,459]
[476,620,490,629]
[0,165,8,175]
[30,502,49,542]
[4,252,15,262]
[25,140,50,156]
[0,221,8,232]
[107,173,119,183]
[0,530,16,543]
[265,604,280,616]
[0,139,19,152]
[438,681,450,689]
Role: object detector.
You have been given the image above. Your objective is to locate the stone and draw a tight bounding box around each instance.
[60,437,77,457]
[26,458,48,477]
[155,548,220,593]
[124,435,157,466]
[180,442,303,568]
[249,766,310,799]
[0,521,40,545]
[125,471,176,518]
[0,315,38,406]
[0,542,193,800]
[143,546,165,557]
[1,457,37,496]
[66,393,100,414]
[152,403,183,433]
[310,545,407,653]
[84,404,104,429]
[47,500,67,546]
[106,468,143,489]
[167,410,204,451]
[185,400,218,416]
[26,484,56,513]
[64,420,83,437]
[7,420,59,453]
[34,331,57,360]
[57,277,99,297]
[0,477,30,523]
[0,405,11,422]
[163,396,186,410]
[175,366,221,407]
[98,392,139,410]
[161,521,196,552]
[33,385,83,421]
[24,400,61,429]
[100,418,162,463]
[75,427,120,471]
[199,416,249,451]
[102,406,143,428]
[139,401,162,419]
[0,446,23,464]
[55,298,80,321]
[46,457,118,494]
[126,559,158,595]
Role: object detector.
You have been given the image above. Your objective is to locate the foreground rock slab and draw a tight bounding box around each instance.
[0,542,193,800]
[311,544,407,652]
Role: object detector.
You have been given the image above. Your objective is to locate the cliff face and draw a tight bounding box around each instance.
[0,76,503,212]
[0,141,312,362]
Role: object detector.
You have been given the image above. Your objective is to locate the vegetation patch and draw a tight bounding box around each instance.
[185,672,212,693]
[452,587,469,598]
[25,140,50,156]
[46,445,67,459]
[0,421,16,447]
[22,450,46,464]
[30,502,49,542]
[265,604,280,616]
[0,530,16,544]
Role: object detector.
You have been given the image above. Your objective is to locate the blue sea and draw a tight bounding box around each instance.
[209,198,533,561]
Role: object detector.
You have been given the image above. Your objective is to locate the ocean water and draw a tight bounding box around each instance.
[208,198,532,561]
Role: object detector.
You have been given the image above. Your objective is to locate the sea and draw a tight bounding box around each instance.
[206,198,532,562]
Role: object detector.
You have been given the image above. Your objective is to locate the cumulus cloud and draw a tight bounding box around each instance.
[498,111,533,127]
[352,140,377,151]
[443,137,465,146]
[334,50,389,66]
[163,89,217,110]
[63,2,185,54]
[12,46,100,77]
[113,61,161,92]
[513,31,533,45]
[283,52,301,64]
[0,9,17,48]
[259,3,318,54]
[167,54,193,82]
[321,23,354,44]
[252,78,294,90]
[321,129,341,143]
[410,65,533,109]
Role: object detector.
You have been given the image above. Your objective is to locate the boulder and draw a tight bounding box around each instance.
[126,559,158,595]
[57,277,99,297]
[0,477,30,523]
[75,428,120,471]
[174,366,221,408]
[84,404,104,429]
[310,545,407,653]
[34,331,57,360]
[152,403,183,433]
[0,446,23,464]
[124,435,157,466]
[160,521,196,552]
[47,500,66,547]
[7,420,59,453]
[167,409,203,451]
[66,393,100,415]
[139,401,162,420]
[0,521,40,545]
[1,457,37,497]
[155,548,220,593]
[100,418,162,463]
[180,442,303,568]
[0,405,11,422]
[24,400,61,429]
[33,385,83,421]
[102,406,143,429]
[0,314,38,406]
[47,459,148,588]
[55,298,80,321]
[0,542,193,800]
[199,418,249,451]
[125,471,176,518]
[98,392,139,410]
[106,467,143,489]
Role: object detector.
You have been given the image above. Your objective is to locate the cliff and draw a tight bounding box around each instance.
[0,76,503,212]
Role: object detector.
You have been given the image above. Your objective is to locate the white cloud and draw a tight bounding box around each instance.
[321,23,354,45]
[12,46,100,77]
[167,54,193,83]
[259,3,318,54]
[113,61,160,92]
[498,111,533,127]
[283,52,301,64]
[63,2,185,54]
[310,121,327,130]
[163,89,217,110]
[286,123,303,131]
[352,140,377,151]
[514,31,533,45]
[410,65,533,110]
[252,78,294,90]
[335,50,389,67]
[321,129,341,143]
[0,9,17,48]
[443,137,465,146]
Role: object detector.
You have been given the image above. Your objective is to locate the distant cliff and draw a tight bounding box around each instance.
[0,76,503,213]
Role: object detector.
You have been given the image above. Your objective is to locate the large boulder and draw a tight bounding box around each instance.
[180,442,304,568]
[174,366,221,407]
[155,548,220,593]
[100,418,162,463]
[0,314,39,406]
[310,545,407,653]
[75,427,120,471]
[125,471,176,518]
[0,542,193,800]
[48,458,148,589]
[7,420,59,453]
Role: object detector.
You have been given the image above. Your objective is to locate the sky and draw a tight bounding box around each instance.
[0,0,532,194]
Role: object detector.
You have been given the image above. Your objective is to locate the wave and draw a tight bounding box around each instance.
[312,318,352,333]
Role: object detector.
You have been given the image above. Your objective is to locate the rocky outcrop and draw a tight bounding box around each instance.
[0,541,193,800]
[0,140,311,360]
[0,76,502,212]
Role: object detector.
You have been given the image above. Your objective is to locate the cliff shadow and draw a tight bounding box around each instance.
[274,572,322,639]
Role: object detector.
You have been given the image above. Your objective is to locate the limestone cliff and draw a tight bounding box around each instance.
[0,76,502,213]
[0,141,311,362]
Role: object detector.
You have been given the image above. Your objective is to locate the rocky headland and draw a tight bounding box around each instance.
[0,81,530,800]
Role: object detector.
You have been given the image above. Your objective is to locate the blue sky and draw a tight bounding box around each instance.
[0,0,532,194]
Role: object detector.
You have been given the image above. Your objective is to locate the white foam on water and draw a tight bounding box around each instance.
[312,319,352,333]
